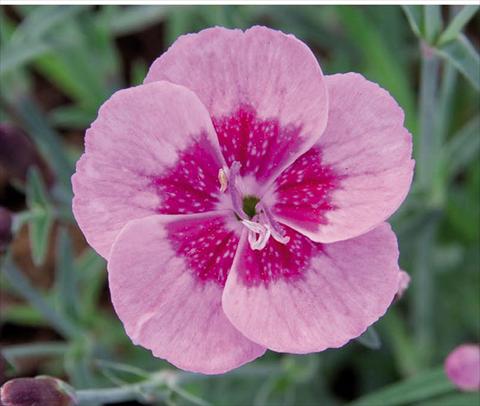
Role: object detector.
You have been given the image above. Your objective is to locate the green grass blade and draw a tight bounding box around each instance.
[435,34,480,91]
[351,368,455,406]
[438,5,479,45]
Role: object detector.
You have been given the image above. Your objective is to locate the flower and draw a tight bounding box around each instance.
[445,344,480,391]
[72,26,414,374]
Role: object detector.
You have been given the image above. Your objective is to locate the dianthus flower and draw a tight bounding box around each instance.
[73,26,414,374]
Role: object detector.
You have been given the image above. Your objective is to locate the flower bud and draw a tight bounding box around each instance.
[0,376,77,406]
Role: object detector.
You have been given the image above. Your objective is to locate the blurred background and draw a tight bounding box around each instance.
[0,4,479,406]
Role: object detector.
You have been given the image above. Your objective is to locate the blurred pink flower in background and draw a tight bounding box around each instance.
[445,344,480,391]
[72,26,414,374]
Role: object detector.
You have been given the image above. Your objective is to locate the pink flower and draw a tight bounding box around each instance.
[72,27,414,374]
[445,344,480,391]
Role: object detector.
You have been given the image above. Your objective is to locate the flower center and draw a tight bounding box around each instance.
[218,161,290,251]
[242,196,260,219]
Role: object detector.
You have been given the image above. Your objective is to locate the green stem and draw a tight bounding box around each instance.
[412,212,440,367]
[418,42,440,192]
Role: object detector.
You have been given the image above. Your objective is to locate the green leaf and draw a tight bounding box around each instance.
[336,6,417,134]
[0,256,79,338]
[75,248,106,321]
[0,303,46,327]
[356,326,381,350]
[438,5,479,45]
[420,392,480,406]
[49,105,94,128]
[0,6,89,76]
[13,97,74,191]
[11,5,89,42]
[435,35,480,91]
[2,342,68,369]
[26,168,53,266]
[401,5,423,38]
[55,228,79,322]
[424,5,443,44]
[444,116,480,181]
[351,368,455,406]
[0,42,51,75]
[101,5,168,36]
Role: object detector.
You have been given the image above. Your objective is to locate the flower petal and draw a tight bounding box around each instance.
[108,212,265,374]
[145,26,328,189]
[222,223,400,353]
[445,344,480,391]
[72,81,225,259]
[269,73,414,243]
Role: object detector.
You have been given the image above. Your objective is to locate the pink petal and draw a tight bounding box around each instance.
[72,81,225,259]
[222,223,400,353]
[270,73,414,243]
[108,212,265,374]
[445,344,480,391]
[145,26,328,188]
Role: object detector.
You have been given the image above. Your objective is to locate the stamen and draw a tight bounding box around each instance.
[218,168,228,193]
[228,161,246,220]
[242,219,271,250]
[257,202,290,245]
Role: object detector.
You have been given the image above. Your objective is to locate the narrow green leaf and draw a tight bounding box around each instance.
[55,228,79,321]
[0,257,78,338]
[101,5,168,36]
[420,392,480,406]
[435,35,480,91]
[0,6,88,76]
[444,116,480,181]
[424,5,443,45]
[49,105,94,128]
[336,6,417,134]
[75,248,106,320]
[0,303,46,327]
[351,368,455,406]
[0,42,51,75]
[26,168,53,266]
[26,167,50,208]
[2,342,68,368]
[11,5,89,43]
[13,97,74,191]
[401,5,423,38]
[356,326,381,350]
[438,5,479,45]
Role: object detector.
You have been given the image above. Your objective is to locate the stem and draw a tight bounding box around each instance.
[418,42,440,191]
[75,364,279,405]
[412,212,440,367]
